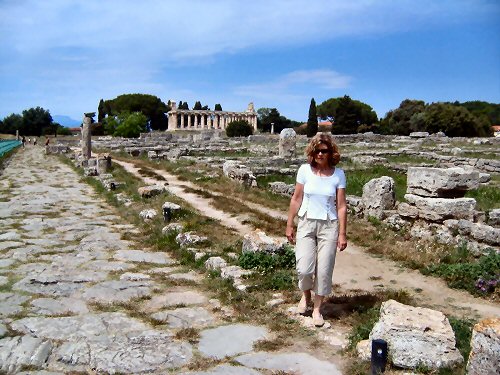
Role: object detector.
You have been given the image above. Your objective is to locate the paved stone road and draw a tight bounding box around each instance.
[0,146,343,374]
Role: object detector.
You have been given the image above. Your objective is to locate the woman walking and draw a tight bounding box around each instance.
[286,133,347,327]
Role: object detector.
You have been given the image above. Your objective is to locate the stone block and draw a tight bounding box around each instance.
[407,167,479,198]
[488,209,500,227]
[404,194,476,222]
[222,161,257,187]
[362,176,395,219]
[242,230,286,255]
[409,132,429,138]
[268,181,294,196]
[138,185,166,198]
[369,300,463,369]
[466,318,500,375]
[470,223,500,246]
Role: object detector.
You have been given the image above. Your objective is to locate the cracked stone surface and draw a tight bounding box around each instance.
[198,324,269,359]
[235,352,343,374]
[151,307,216,328]
[0,146,343,374]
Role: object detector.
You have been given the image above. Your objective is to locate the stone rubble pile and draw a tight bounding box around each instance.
[357,301,500,373]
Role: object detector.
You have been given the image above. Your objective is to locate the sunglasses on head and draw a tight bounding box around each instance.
[314,149,331,155]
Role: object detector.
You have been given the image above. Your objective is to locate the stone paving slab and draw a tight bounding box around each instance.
[198,324,269,359]
[180,364,263,375]
[151,306,216,328]
[81,280,153,303]
[235,352,342,375]
[30,297,89,316]
[0,335,52,373]
[114,249,176,264]
[144,289,209,312]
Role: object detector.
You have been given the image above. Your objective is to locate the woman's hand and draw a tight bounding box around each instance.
[337,233,347,251]
[286,225,296,244]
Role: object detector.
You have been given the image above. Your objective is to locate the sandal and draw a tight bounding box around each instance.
[313,314,324,327]
[296,296,311,315]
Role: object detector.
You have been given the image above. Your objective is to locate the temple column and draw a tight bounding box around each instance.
[201,115,206,128]
[214,115,219,129]
[187,115,192,128]
[168,113,178,130]
[180,113,185,128]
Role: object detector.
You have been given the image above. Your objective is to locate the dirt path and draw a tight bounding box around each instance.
[115,158,499,320]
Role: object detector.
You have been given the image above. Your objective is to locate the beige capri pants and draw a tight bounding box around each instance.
[295,216,339,296]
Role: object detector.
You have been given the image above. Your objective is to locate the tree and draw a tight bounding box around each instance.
[193,101,202,110]
[379,99,426,135]
[21,107,53,136]
[101,94,169,130]
[306,98,318,137]
[113,112,148,138]
[330,96,378,134]
[453,101,500,125]
[422,103,492,137]
[317,98,340,122]
[256,107,292,133]
[214,104,222,111]
[226,120,253,137]
[0,113,22,135]
[98,99,106,122]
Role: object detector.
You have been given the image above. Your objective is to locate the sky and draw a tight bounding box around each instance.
[0,0,499,124]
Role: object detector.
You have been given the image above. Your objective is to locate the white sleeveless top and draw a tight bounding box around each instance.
[296,164,346,220]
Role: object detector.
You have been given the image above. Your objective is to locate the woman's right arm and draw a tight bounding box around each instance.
[286,183,304,244]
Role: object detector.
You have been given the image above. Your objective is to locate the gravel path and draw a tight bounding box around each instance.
[0,146,343,374]
[116,156,500,321]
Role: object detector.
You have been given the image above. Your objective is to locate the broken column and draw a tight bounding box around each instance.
[82,112,93,160]
[279,128,296,158]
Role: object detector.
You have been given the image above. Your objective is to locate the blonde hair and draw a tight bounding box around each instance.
[305,133,340,167]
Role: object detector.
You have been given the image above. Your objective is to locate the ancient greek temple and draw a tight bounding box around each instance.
[167,102,258,131]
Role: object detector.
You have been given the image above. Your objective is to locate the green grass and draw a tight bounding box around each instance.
[422,249,499,297]
[465,185,500,210]
[256,173,295,188]
[345,165,407,201]
[385,154,438,165]
[239,247,297,291]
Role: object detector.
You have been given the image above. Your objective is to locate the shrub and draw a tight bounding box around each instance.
[422,249,499,296]
[238,247,295,273]
[226,120,253,137]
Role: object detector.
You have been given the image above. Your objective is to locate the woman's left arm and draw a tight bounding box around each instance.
[336,188,347,251]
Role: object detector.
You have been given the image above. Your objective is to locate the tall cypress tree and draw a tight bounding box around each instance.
[306,98,318,137]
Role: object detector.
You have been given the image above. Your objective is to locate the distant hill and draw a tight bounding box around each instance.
[53,115,81,127]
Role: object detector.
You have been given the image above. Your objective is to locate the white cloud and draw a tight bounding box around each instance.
[234,69,351,98]
[0,0,497,118]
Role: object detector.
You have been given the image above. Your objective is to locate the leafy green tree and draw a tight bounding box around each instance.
[453,101,500,125]
[0,113,22,135]
[214,104,222,111]
[306,98,318,137]
[226,120,253,137]
[379,99,426,135]
[257,107,292,133]
[318,96,378,134]
[317,98,340,122]
[193,101,202,110]
[56,125,73,136]
[114,112,148,138]
[98,99,106,122]
[21,107,53,136]
[423,103,492,137]
[101,94,169,130]
[329,96,377,134]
